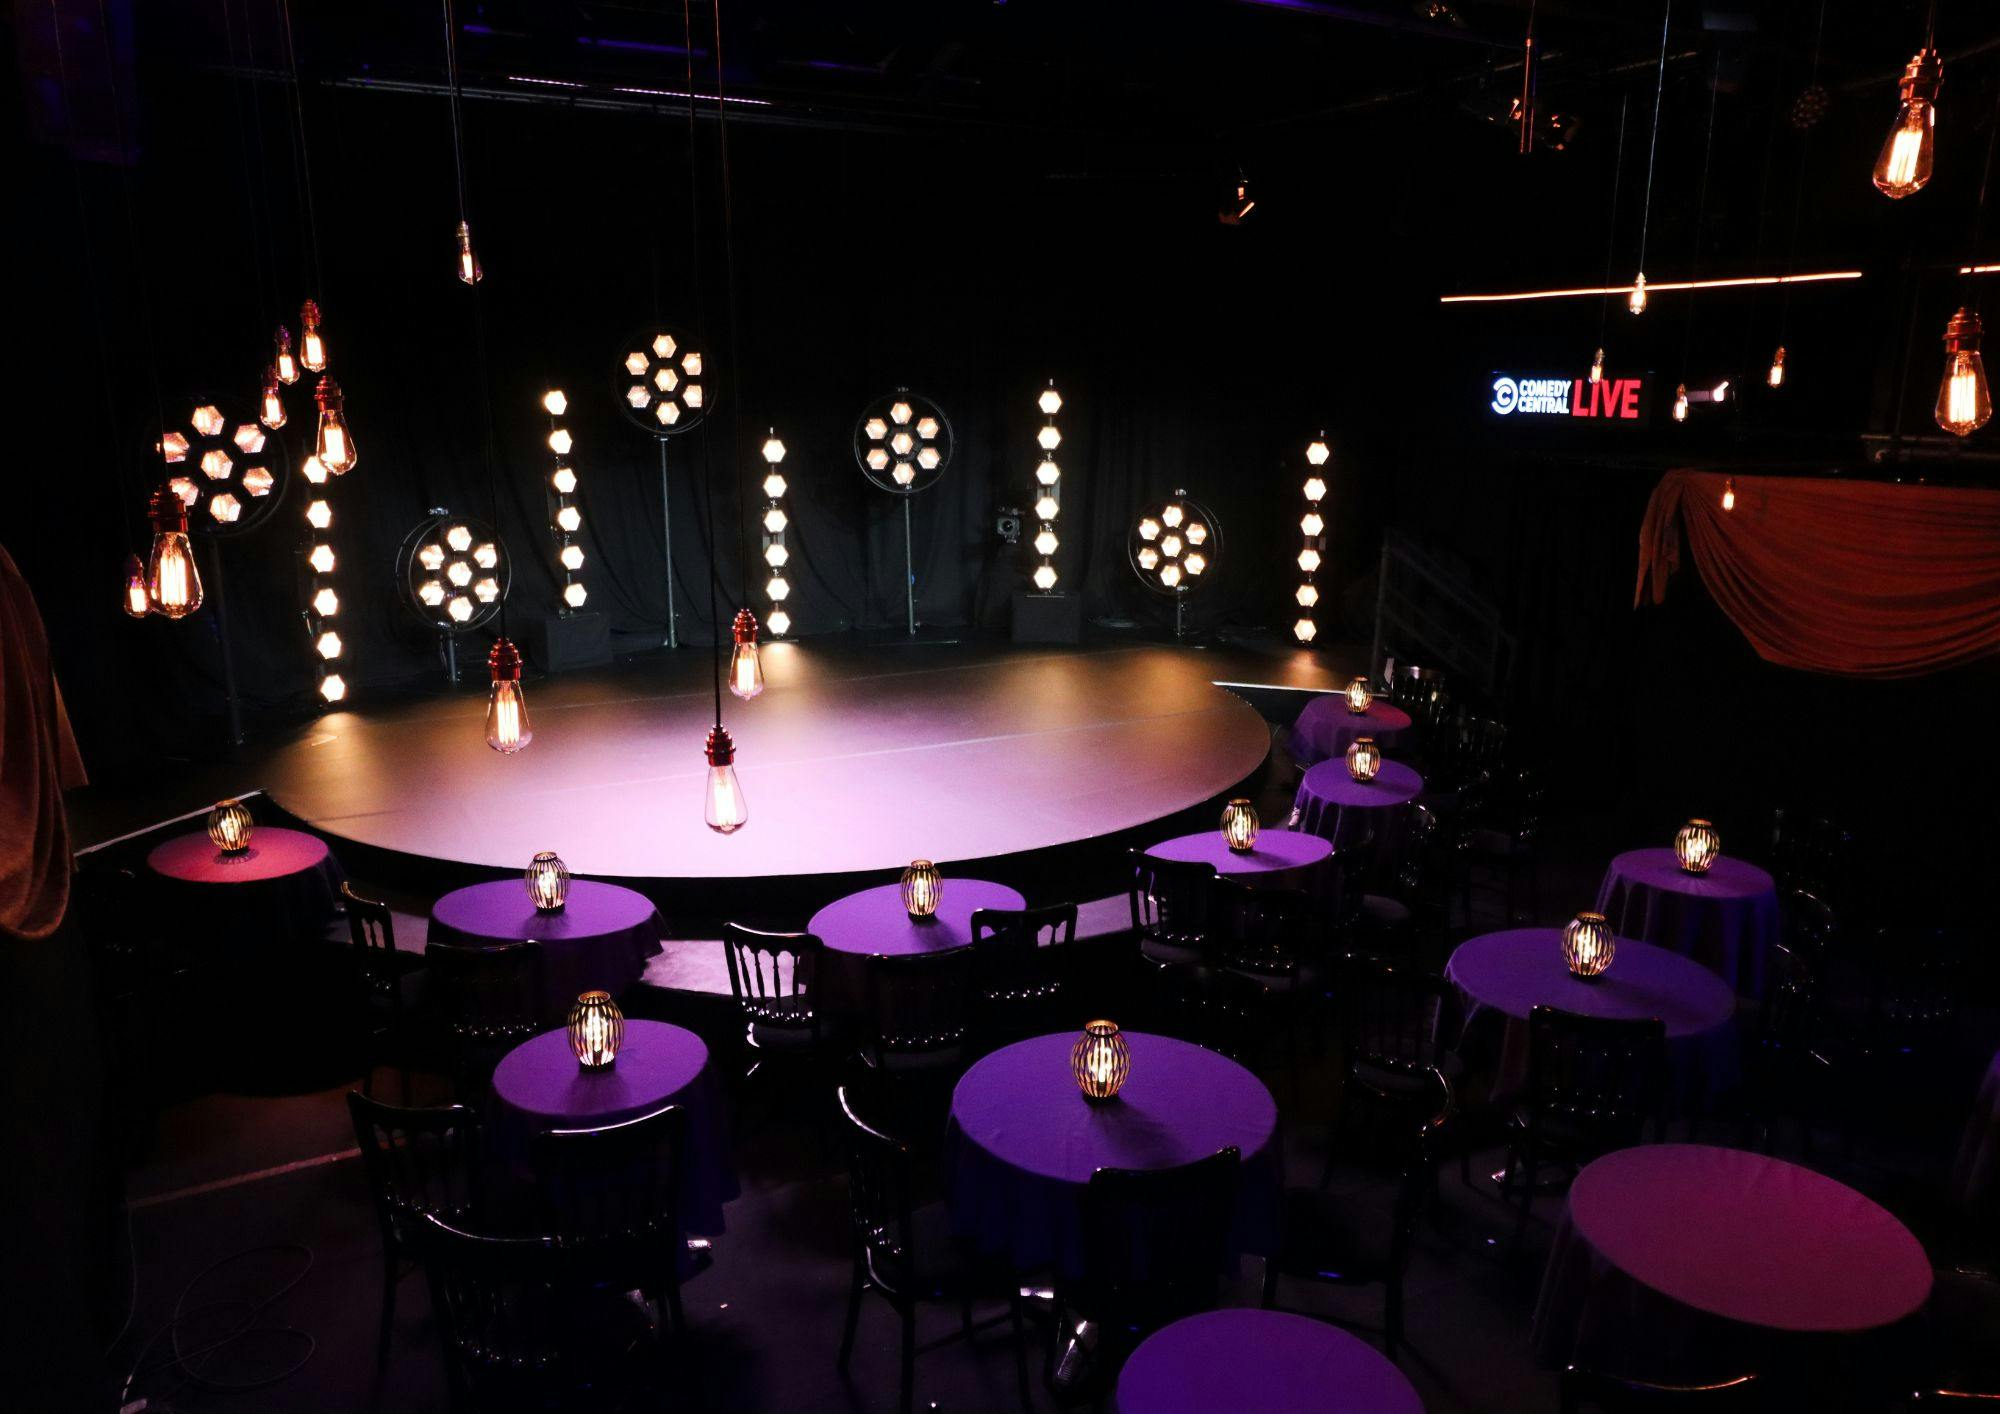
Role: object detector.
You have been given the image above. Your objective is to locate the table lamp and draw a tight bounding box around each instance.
[1674,819,1720,875]
[901,860,942,921]
[207,799,254,854]
[1220,799,1259,853]
[525,850,569,912]
[1072,1020,1130,1103]
[568,991,624,1069]
[1346,737,1382,782]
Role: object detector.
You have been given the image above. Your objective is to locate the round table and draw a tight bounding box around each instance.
[429,879,663,1017]
[490,1019,737,1235]
[944,1031,1280,1278]
[1594,849,1779,997]
[1115,1309,1424,1414]
[1291,758,1424,849]
[1286,696,1412,770]
[1144,829,1332,891]
[810,877,1026,1024]
[1533,1144,1932,1381]
[1446,928,1738,1100]
[1951,1047,2000,1219]
[146,826,346,948]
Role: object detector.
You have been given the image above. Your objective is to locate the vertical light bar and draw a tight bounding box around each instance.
[1296,434,1329,644]
[1032,381,1062,590]
[760,429,790,636]
[544,390,587,611]
[300,447,345,702]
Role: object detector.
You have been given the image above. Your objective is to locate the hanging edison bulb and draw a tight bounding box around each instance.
[299,298,328,371]
[258,365,288,430]
[314,377,357,474]
[145,487,203,618]
[1767,346,1786,389]
[485,637,532,754]
[455,220,483,285]
[1628,272,1648,315]
[703,725,747,834]
[1935,308,1992,438]
[273,324,300,385]
[120,553,150,618]
[1589,347,1605,384]
[728,608,765,701]
[1720,477,1737,512]
[1672,383,1690,422]
[1872,49,1941,200]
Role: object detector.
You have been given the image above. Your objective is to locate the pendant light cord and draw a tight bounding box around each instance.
[1636,0,1672,275]
[709,0,752,610]
[1777,0,1828,341]
[440,0,472,231]
[682,0,722,729]
[276,0,325,298]
[1969,93,1999,313]
[1596,94,1630,347]
[1680,53,1721,373]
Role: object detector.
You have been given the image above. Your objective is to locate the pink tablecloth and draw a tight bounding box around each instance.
[1533,1144,1931,1380]
[1286,696,1411,770]
[1144,829,1331,890]
[145,827,345,947]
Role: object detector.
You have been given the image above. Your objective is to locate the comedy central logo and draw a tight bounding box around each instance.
[1490,376,1572,415]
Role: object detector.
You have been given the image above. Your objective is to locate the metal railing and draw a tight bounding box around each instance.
[1369,532,1515,700]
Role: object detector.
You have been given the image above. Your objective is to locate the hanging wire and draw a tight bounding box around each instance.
[217,0,277,337]
[1965,91,1999,314]
[440,0,472,232]
[1680,52,1723,374]
[709,0,753,610]
[1776,0,1828,344]
[1595,94,1630,350]
[1636,0,1673,276]
[276,0,324,297]
[683,0,722,729]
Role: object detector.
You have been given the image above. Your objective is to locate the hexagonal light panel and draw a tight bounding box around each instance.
[651,334,676,358]
[305,499,332,529]
[201,449,233,480]
[447,561,473,588]
[309,543,336,573]
[242,467,275,496]
[626,385,653,409]
[209,493,241,523]
[192,405,226,437]
[552,467,578,495]
[474,543,499,569]
[625,351,650,376]
[315,631,342,659]
[618,327,706,437]
[854,390,954,496]
[556,506,582,533]
[446,525,472,553]
[563,582,588,608]
[1128,492,1221,602]
[233,425,266,454]
[312,587,340,615]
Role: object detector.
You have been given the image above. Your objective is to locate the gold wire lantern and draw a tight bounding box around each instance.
[1562,912,1615,980]
[525,851,570,912]
[1072,1020,1130,1104]
[1345,677,1373,714]
[567,991,624,1069]
[901,860,943,921]
[1346,736,1382,782]
[206,799,254,854]
[1674,819,1721,875]
[1220,799,1260,853]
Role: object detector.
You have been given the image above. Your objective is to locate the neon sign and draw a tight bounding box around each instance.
[1488,373,1651,424]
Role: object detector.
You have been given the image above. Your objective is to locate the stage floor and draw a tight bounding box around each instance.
[257,640,1292,881]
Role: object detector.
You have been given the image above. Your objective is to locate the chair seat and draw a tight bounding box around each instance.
[1359,895,1412,929]
[1270,1185,1392,1285]
[1353,1050,1461,1098]
[1140,938,1210,969]
[368,968,429,1016]
[748,1017,822,1052]
[868,1044,966,1076]
[1466,828,1531,860]
[1506,1104,1632,1158]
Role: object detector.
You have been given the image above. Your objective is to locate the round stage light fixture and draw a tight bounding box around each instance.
[395,510,512,638]
[853,388,956,634]
[153,394,291,540]
[614,326,709,437]
[1126,490,1222,637]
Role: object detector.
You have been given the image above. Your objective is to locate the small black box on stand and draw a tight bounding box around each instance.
[1011,592,1082,644]
[524,611,612,672]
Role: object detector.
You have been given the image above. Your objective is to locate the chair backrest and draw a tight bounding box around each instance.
[864,948,973,1060]
[1560,1367,1761,1413]
[1127,851,1217,952]
[427,939,547,1043]
[835,1084,916,1293]
[1866,926,1966,1048]
[1081,1147,1240,1332]
[720,923,821,1031]
[1526,1006,1665,1149]
[969,902,1078,1018]
[342,882,399,986]
[1342,954,1456,1080]
[1766,807,1853,900]
[1777,886,1837,967]
[1386,1067,1457,1268]
[1213,879,1318,978]
[1321,837,1376,933]
[75,864,151,987]
[528,1102,688,1253]
[346,1090,483,1255]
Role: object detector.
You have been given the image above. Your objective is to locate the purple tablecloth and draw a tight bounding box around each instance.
[429,879,664,1016]
[1291,758,1424,848]
[1115,1309,1423,1414]
[146,827,346,947]
[1594,849,1779,997]
[1533,1144,1931,1380]
[490,1020,737,1235]
[810,877,1025,1025]
[944,1032,1280,1278]
[1145,829,1332,890]
[1286,696,1412,770]
[1446,928,1739,1100]
[1951,1048,2000,1218]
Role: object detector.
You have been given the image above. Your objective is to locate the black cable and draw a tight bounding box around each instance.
[276,0,325,298]
[684,0,722,725]
[1777,0,1828,343]
[440,0,472,232]
[1680,52,1722,375]
[218,0,275,338]
[1595,93,1630,350]
[1636,0,1672,277]
[709,0,752,607]
[1966,91,1999,314]
[118,1243,316,1405]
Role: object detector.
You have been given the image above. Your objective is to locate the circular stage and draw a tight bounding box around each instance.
[263,642,1270,883]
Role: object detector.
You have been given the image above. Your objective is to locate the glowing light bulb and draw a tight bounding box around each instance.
[1303,476,1326,502]
[1936,308,1992,438]
[1039,384,1062,416]
[703,726,747,834]
[302,455,328,485]
[768,609,790,636]
[1873,50,1941,199]
[314,377,356,474]
[1672,384,1689,422]
[1589,348,1605,384]
[1768,347,1786,388]
[762,434,786,463]
[320,673,347,702]
[1037,460,1060,486]
[455,219,483,284]
[728,609,764,701]
[563,583,588,608]
[273,325,300,385]
[121,553,150,618]
[552,466,578,495]
[560,544,584,571]
[1628,272,1647,315]
[543,389,567,416]
[299,299,327,371]
[485,638,531,754]
[260,366,288,429]
[145,488,203,618]
[1033,565,1058,590]
[1720,478,1736,512]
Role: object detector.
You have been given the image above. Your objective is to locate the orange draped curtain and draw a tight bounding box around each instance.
[1636,470,2000,679]
[0,545,86,940]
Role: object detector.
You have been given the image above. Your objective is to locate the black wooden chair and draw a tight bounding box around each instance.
[1129,851,1218,971]
[1203,879,1323,1066]
[834,1084,1009,1414]
[343,882,423,1102]
[1809,925,1968,1149]
[1049,1148,1241,1395]
[425,939,545,1105]
[1458,765,1543,926]
[854,949,975,1137]
[528,1102,706,1336]
[720,923,829,1078]
[968,902,1078,1045]
[77,864,185,1144]
[347,1091,484,1371]
[1356,801,1449,961]
[1337,955,1462,1180]
[1501,1006,1664,1251]
[1561,1367,1762,1412]
[1765,807,1855,908]
[414,1212,666,1412]
[1263,1065,1455,1356]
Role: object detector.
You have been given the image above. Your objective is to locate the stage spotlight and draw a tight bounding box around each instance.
[1295,434,1328,643]
[854,389,957,634]
[1128,490,1222,638]
[153,395,290,539]
[614,324,707,648]
[396,510,512,665]
[760,429,793,637]
[542,388,588,615]
[1029,381,1063,593]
